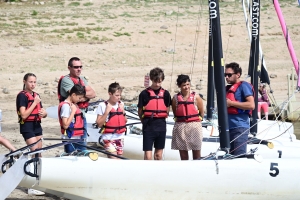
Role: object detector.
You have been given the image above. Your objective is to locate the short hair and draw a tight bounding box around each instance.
[108,82,122,94]
[68,57,80,67]
[176,74,190,87]
[150,67,165,82]
[69,84,86,96]
[225,62,242,75]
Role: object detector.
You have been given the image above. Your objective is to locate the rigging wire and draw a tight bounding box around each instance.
[223,0,238,63]
[170,0,181,91]
[189,0,204,82]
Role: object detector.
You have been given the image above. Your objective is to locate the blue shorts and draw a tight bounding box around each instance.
[143,131,166,151]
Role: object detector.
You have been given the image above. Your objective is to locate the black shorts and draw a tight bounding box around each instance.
[143,131,166,151]
[21,132,42,141]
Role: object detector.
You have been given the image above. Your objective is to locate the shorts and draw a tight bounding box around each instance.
[103,139,124,155]
[21,132,42,141]
[143,131,166,151]
[257,102,268,113]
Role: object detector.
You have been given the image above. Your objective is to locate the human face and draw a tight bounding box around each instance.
[23,76,36,92]
[225,68,239,84]
[179,81,190,94]
[109,90,122,104]
[69,60,82,78]
[151,79,163,90]
[71,94,84,104]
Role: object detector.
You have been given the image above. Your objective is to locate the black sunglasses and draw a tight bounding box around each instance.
[72,66,83,69]
[224,73,236,78]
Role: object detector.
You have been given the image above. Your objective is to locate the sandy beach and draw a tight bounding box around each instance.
[1,0,300,199]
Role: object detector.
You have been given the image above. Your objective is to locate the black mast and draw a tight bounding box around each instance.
[209,0,230,151]
[206,18,214,120]
[248,0,260,135]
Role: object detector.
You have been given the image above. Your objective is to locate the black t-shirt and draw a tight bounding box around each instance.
[16,92,43,134]
[137,88,172,132]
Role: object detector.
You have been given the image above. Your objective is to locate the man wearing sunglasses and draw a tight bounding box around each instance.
[225,62,255,156]
[58,57,96,149]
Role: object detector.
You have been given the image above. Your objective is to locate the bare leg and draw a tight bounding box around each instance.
[257,112,261,119]
[265,112,268,120]
[192,150,201,160]
[179,150,189,160]
[154,149,163,160]
[144,151,153,160]
[107,152,120,159]
[26,136,42,157]
[0,136,16,151]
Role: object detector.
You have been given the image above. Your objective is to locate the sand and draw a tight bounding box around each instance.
[0,0,300,199]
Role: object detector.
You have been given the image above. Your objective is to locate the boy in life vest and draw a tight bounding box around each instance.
[96,82,127,159]
[58,57,96,149]
[225,62,255,156]
[58,84,86,153]
[138,67,172,160]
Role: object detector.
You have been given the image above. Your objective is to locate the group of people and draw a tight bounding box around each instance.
[1,59,270,195]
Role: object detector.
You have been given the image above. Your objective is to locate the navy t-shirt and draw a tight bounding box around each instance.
[16,92,43,134]
[137,88,171,132]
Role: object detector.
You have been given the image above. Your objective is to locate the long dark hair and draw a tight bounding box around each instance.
[23,73,36,90]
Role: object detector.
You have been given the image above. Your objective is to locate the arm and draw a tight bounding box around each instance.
[61,104,77,129]
[84,85,96,99]
[119,102,127,123]
[195,95,204,118]
[19,95,41,120]
[227,95,255,110]
[96,103,112,127]
[171,97,177,116]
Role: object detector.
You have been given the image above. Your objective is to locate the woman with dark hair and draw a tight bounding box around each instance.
[16,73,47,196]
[258,83,270,120]
[171,74,204,160]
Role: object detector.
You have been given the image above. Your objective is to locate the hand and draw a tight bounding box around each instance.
[33,95,41,104]
[105,103,113,114]
[226,98,232,107]
[38,108,47,117]
[70,103,77,113]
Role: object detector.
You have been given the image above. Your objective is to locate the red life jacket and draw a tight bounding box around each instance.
[57,75,89,109]
[101,101,127,134]
[175,92,202,122]
[58,101,84,137]
[17,91,41,124]
[143,88,168,118]
[226,81,254,115]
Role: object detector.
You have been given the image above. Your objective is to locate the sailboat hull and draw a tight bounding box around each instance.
[19,156,300,200]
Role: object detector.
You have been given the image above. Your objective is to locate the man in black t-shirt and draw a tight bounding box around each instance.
[137,67,171,160]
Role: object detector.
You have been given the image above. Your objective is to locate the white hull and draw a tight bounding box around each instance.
[18,156,300,200]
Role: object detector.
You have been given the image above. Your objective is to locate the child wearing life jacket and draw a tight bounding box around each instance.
[137,67,172,160]
[16,73,47,196]
[171,74,204,160]
[96,82,127,159]
[258,83,270,120]
[58,84,86,153]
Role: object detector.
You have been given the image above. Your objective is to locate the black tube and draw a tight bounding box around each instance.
[206,17,214,120]
[209,0,230,152]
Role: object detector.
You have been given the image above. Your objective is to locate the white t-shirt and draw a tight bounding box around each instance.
[60,101,81,139]
[95,101,125,140]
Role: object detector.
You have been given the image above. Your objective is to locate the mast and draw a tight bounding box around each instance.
[209,0,230,151]
[248,0,260,135]
[206,18,214,120]
[242,0,270,85]
[273,0,300,90]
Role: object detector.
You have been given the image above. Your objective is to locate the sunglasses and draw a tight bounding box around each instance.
[72,66,83,69]
[224,73,236,78]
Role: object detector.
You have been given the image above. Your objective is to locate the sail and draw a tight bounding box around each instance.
[209,0,230,151]
[248,0,260,135]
